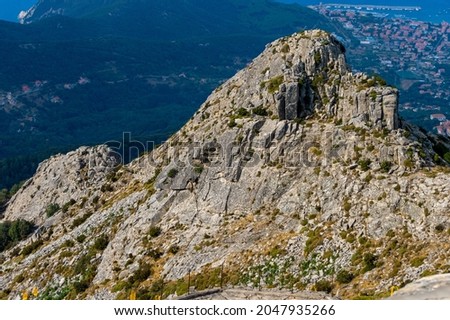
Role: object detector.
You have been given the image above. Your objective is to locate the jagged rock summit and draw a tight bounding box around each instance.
[0,30,449,300]
[209,29,398,130]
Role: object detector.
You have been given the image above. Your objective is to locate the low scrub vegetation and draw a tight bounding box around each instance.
[0,219,36,252]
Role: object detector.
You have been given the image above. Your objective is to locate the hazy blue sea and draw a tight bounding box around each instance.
[279,0,450,23]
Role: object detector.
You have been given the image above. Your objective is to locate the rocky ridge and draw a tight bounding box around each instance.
[0,30,449,300]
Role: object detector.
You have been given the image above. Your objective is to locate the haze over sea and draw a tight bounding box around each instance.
[281,1,450,24]
[0,1,449,24]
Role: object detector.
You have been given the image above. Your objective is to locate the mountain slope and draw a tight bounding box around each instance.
[19,0,338,41]
[0,0,344,190]
[1,30,449,300]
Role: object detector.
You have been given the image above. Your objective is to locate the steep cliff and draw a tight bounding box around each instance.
[0,30,449,300]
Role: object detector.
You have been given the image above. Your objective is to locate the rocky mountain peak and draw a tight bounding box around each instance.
[0,30,449,300]
[201,29,398,131]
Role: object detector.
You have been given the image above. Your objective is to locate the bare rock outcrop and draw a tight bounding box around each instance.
[220,30,398,130]
[4,145,117,225]
[390,274,450,300]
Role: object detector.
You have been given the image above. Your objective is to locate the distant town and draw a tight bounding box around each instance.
[311,4,450,136]
[313,4,421,12]
[430,113,450,136]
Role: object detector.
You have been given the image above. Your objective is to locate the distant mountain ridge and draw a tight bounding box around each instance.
[19,0,119,23]
[20,0,333,38]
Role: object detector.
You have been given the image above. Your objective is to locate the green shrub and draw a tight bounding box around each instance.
[380,161,392,173]
[149,226,162,238]
[130,262,152,284]
[72,279,90,294]
[14,274,25,284]
[364,173,373,183]
[314,51,322,65]
[403,159,414,168]
[93,235,109,251]
[336,270,354,284]
[194,165,204,175]
[312,74,324,87]
[7,219,34,242]
[410,256,426,268]
[76,234,87,243]
[168,245,180,255]
[444,152,450,163]
[314,280,333,293]
[343,200,351,212]
[310,147,322,156]
[304,228,324,256]
[92,195,100,204]
[228,118,237,128]
[236,107,250,118]
[72,212,93,229]
[46,203,60,217]
[252,106,268,116]
[112,280,132,292]
[268,245,286,258]
[73,253,94,276]
[40,285,71,300]
[362,253,378,272]
[386,229,395,238]
[366,145,375,152]
[167,168,178,178]
[373,74,387,86]
[265,76,284,94]
[358,159,371,171]
[421,270,437,278]
[281,44,290,53]
[148,248,163,260]
[0,219,35,252]
[62,199,76,213]
[101,183,114,192]
[63,239,75,248]
[21,239,44,256]
[0,182,24,206]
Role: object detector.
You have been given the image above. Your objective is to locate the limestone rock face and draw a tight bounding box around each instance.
[3,145,118,225]
[223,30,398,130]
[390,274,450,300]
[0,30,449,300]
